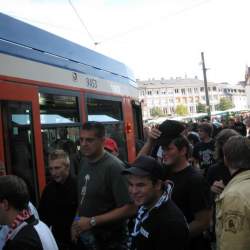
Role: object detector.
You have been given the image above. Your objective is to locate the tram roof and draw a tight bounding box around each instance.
[0,13,136,85]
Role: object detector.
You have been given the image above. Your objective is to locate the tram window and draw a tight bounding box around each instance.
[39,92,81,181]
[86,97,127,161]
[39,92,79,124]
[87,98,122,121]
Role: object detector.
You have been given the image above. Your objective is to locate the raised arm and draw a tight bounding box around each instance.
[137,126,162,157]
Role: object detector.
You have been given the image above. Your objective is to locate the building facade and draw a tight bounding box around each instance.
[244,66,250,108]
[138,77,247,120]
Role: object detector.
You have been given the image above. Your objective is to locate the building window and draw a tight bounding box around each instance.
[200,87,204,92]
[181,89,185,95]
[175,89,179,94]
[213,87,217,91]
[189,106,194,113]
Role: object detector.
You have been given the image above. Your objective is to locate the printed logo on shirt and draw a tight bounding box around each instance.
[223,211,244,233]
[79,174,90,206]
[140,227,149,238]
[199,149,214,168]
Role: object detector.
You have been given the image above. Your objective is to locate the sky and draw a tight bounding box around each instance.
[1,0,250,84]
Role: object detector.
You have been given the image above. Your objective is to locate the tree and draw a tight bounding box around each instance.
[175,104,188,116]
[217,97,234,111]
[196,103,206,113]
[150,107,164,117]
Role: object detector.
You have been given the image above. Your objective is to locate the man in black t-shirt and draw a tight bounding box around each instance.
[138,119,212,250]
[123,155,188,250]
[193,122,215,176]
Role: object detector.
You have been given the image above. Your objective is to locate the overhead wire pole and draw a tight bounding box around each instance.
[201,52,211,120]
[68,0,98,46]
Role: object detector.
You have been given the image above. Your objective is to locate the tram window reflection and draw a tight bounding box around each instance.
[87,97,127,161]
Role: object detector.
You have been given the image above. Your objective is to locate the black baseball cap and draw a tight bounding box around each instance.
[122,155,165,181]
[157,119,185,147]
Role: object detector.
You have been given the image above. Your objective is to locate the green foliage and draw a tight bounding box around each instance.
[217,97,234,111]
[150,107,164,117]
[175,104,189,116]
[196,103,206,113]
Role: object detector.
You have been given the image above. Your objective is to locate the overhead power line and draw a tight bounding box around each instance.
[68,0,97,45]
[97,0,212,45]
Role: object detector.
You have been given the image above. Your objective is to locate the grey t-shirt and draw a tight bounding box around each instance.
[77,152,131,218]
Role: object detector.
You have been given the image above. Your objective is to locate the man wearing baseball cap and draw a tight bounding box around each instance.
[123,155,188,250]
[138,120,212,250]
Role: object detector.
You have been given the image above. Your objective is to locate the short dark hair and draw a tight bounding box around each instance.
[198,122,213,137]
[81,122,105,138]
[0,175,29,210]
[223,136,250,170]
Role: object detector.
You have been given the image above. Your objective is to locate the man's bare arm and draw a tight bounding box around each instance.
[189,208,212,238]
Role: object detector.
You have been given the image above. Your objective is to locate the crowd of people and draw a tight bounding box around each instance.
[1,115,250,250]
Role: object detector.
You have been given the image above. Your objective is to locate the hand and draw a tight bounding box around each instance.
[211,180,225,194]
[71,224,79,243]
[71,217,91,242]
[148,126,162,143]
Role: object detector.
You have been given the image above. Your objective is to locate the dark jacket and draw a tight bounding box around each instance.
[38,175,78,248]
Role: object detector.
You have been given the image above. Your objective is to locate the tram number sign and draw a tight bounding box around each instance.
[86,78,97,88]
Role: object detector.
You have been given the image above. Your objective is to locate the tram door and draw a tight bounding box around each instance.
[0,100,39,205]
[132,100,144,154]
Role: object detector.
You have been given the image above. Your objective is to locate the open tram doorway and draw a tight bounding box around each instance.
[0,101,39,205]
[132,100,144,153]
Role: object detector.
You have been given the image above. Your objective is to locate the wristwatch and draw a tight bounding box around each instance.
[90,217,97,227]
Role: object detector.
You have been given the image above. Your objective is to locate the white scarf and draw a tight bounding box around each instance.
[132,182,173,237]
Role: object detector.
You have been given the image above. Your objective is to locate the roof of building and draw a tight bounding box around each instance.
[137,77,245,90]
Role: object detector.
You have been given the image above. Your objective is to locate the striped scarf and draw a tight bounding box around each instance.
[5,208,31,242]
[132,182,173,237]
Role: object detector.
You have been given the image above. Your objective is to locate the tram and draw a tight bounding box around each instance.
[0,13,143,204]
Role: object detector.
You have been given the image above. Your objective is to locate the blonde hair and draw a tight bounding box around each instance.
[49,149,70,166]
